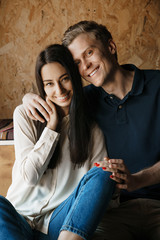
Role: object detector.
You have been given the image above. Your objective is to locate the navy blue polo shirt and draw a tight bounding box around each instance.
[84,64,160,201]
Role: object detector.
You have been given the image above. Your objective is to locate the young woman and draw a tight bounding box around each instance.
[0,44,116,240]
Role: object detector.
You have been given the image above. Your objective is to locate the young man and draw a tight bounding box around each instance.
[23,21,160,239]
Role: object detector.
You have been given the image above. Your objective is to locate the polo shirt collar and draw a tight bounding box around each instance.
[126,64,144,96]
[100,64,144,99]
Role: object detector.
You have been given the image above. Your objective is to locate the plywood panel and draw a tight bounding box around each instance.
[0,0,160,118]
[0,145,15,196]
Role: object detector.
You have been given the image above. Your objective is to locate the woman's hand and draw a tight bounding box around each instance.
[46,97,59,131]
[22,93,52,123]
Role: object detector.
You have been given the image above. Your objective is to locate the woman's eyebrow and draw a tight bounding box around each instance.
[43,79,52,82]
[59,73,68,79]
[43,73,68,82]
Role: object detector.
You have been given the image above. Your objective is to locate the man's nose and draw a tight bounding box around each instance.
[82,59,91,71]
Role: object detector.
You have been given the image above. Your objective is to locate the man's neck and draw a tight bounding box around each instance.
[102,66,135,100]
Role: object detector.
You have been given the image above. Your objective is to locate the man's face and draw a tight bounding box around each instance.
[68,33,116,88]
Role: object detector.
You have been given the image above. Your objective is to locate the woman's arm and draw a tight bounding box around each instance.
[14,105,60,186]
[89,125,108,165]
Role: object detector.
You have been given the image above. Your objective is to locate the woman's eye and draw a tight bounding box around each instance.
[45,82,52,86]
[61,77,70,82]
[75,60,80,65]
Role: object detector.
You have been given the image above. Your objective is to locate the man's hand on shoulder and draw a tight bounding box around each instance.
[22,93,52,123]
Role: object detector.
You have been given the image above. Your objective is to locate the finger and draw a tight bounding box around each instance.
[116,183,128,190]
[31,102,50,122]
[108,159,124,164]
[108,163,126,172]
[104,157,110,161]
[46,98,56,112]
[25,109,38,121]
[112,172,127,181]
[30,108,45,123]
[108,159,125,171]
[94,162,117,173]
[35,95,52,114]
[110,175,122,183]
[32,96,52,121]
[94,160,110,168]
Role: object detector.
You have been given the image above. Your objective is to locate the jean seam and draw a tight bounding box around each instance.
[60,225,88,240]
[60,174,90,238]
[50,168,95,223]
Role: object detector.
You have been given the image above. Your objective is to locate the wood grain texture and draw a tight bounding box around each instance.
[0,0,160,118]
[0,145,15,196]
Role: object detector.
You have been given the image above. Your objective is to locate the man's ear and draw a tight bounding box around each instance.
[108,39,117,55]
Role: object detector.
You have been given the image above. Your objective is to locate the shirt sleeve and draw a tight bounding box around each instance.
[13,105,60,186]
[89,124,108,166]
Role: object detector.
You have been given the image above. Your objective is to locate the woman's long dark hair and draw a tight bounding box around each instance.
[35,44,94,168]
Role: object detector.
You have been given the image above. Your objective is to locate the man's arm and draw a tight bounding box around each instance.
[22,93,52,123]
[108,159,160,192]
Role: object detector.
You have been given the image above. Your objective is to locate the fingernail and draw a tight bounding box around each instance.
[94,163,100,167]
[110,175,113,178]
[102,167,106,170]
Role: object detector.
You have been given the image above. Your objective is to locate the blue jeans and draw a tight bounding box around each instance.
[0,167,115,240]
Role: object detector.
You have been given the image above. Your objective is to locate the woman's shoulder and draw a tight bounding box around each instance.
[91,123,105,142]
[14,104,37,128]
[14,104,26,116]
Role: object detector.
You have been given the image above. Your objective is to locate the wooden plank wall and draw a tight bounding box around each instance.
[0,0,160,119]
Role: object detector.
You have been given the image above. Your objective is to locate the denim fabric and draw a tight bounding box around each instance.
[46,167,115,239]
[0,167,115,240]
[0,195,33,240]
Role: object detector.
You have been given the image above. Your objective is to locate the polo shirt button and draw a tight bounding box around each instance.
[118,105,122,109]
[110,96,113,99]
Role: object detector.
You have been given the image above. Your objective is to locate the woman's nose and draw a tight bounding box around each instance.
[55,83,63,95]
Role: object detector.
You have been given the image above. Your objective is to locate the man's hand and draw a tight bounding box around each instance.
[22,93,52,123]
[107,158,138,192]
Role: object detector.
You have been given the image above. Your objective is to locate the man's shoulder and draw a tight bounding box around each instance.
[83,85,103,113]
[84,84,101,97]
[145,69,160,76]
[142,68,160,86]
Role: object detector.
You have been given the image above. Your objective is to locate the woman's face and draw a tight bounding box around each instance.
[41,62,73,114]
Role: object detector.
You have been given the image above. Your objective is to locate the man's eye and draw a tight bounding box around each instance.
[87,49,93,56]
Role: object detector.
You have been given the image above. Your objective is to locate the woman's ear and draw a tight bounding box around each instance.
[108,39,117,55]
